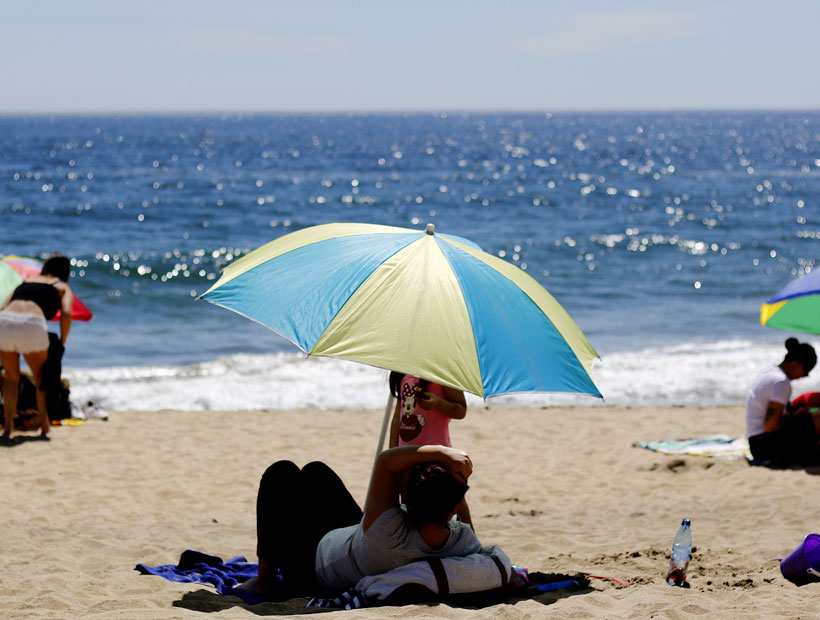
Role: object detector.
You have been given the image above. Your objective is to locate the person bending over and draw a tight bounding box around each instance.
[0,254,74,441]
[746,337,819,464]
[236,444,481,597]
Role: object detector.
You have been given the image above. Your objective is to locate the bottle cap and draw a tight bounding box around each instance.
[681,518,691,526]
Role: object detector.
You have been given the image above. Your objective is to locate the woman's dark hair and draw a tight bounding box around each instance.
[404,462,468,525]
[40,254,71,282]
[784,337,816,373]
[389,371,402,398]
[389,372,428,399]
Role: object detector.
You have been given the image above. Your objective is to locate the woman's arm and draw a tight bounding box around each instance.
[388,396,401,448]
[58,285,73,344]
[455,497,473,531]
[362,445,472,532]
[763,400,786,433]
[416,385,467,420]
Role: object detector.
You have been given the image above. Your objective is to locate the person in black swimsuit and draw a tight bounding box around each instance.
[0,254,74,442]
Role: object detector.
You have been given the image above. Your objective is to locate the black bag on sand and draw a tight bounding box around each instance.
[43,332,71,421]
[41,333,64,392]
[46,379,72,421]
[14,373,71,421]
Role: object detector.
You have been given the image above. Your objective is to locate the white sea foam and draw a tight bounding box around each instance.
[63,339,820,412]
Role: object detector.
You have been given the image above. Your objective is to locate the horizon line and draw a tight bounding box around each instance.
[2,106,819,117]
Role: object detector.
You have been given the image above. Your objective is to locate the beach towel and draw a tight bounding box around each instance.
[633,434,752,460]
[135,550,291,604]
[136,546,526,608]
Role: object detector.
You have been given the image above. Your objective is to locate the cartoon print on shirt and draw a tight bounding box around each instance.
[398,379,426,442]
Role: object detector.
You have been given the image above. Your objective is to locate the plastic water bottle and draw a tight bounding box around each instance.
[666,518,692,587]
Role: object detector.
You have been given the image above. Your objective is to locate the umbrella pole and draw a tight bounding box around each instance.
[374,394,396,467]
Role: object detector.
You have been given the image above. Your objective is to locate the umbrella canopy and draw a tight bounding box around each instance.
[761,268,820,334]
[3,256,93,321]
[0,261,23,304]
[201,223,600,399]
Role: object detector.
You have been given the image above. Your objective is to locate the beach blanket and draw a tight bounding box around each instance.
[137,546,527,608]
[135,550,290,604]
[633,434,752,460]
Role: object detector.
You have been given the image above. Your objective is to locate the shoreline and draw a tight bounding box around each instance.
[60,338,820,413]
[4,405,820,619]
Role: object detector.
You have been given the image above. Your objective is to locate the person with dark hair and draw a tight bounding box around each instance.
[236,444,480,599]
[387,371,472,526]
[746,337,820,464]
[41,255,72,283]
[404,461,468,525]
[0,253,74,442]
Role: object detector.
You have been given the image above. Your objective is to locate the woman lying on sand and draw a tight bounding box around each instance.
[237,444,481,597]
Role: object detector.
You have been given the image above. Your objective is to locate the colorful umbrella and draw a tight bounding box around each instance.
[3,256,93,321]
[0,261,23,305]
[201,222,600,399]
[761,268,820,334]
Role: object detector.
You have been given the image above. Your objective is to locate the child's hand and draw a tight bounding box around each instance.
[414,388,439,410]
[414,385,467,419]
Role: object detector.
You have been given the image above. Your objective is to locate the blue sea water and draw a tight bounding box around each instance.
[1,112,819,410]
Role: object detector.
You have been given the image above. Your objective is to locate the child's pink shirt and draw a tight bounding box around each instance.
[396,375,451,447]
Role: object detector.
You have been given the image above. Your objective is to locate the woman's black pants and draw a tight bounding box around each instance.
[749,413,820,465]
[256,460,363,588]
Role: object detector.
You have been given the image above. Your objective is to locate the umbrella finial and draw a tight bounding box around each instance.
[426,223,435,235]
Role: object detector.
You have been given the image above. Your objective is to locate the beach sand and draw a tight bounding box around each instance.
[3,404,820,619]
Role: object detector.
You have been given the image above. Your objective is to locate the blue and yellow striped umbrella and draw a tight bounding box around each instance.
[761,268,820,334]
[201,222,601,399]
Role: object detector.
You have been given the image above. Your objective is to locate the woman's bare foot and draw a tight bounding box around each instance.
[234,559,279,597]
[234,575,268,596]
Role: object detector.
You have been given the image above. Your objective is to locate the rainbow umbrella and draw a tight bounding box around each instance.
[761,268,820,334]
[2,256,93,321]
[201,222,600,400]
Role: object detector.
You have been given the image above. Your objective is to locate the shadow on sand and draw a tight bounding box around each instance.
[172,581,594,616]
[751,461,820,476]
[0,433,50,446]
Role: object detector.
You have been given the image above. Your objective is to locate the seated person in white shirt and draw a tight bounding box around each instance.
[746,337,819,464]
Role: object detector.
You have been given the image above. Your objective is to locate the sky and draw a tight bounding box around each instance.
[2,0,818,113]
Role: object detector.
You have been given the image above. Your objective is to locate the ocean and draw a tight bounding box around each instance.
[1,112,818,411]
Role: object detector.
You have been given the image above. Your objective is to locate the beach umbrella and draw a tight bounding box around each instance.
[201,223,601,457]
[201,222,600,397]
[3,255,94,321]
[0,261,23,304]
[761,269,820,334]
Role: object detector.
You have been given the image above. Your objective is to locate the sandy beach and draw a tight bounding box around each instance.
[3,404,820,619]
